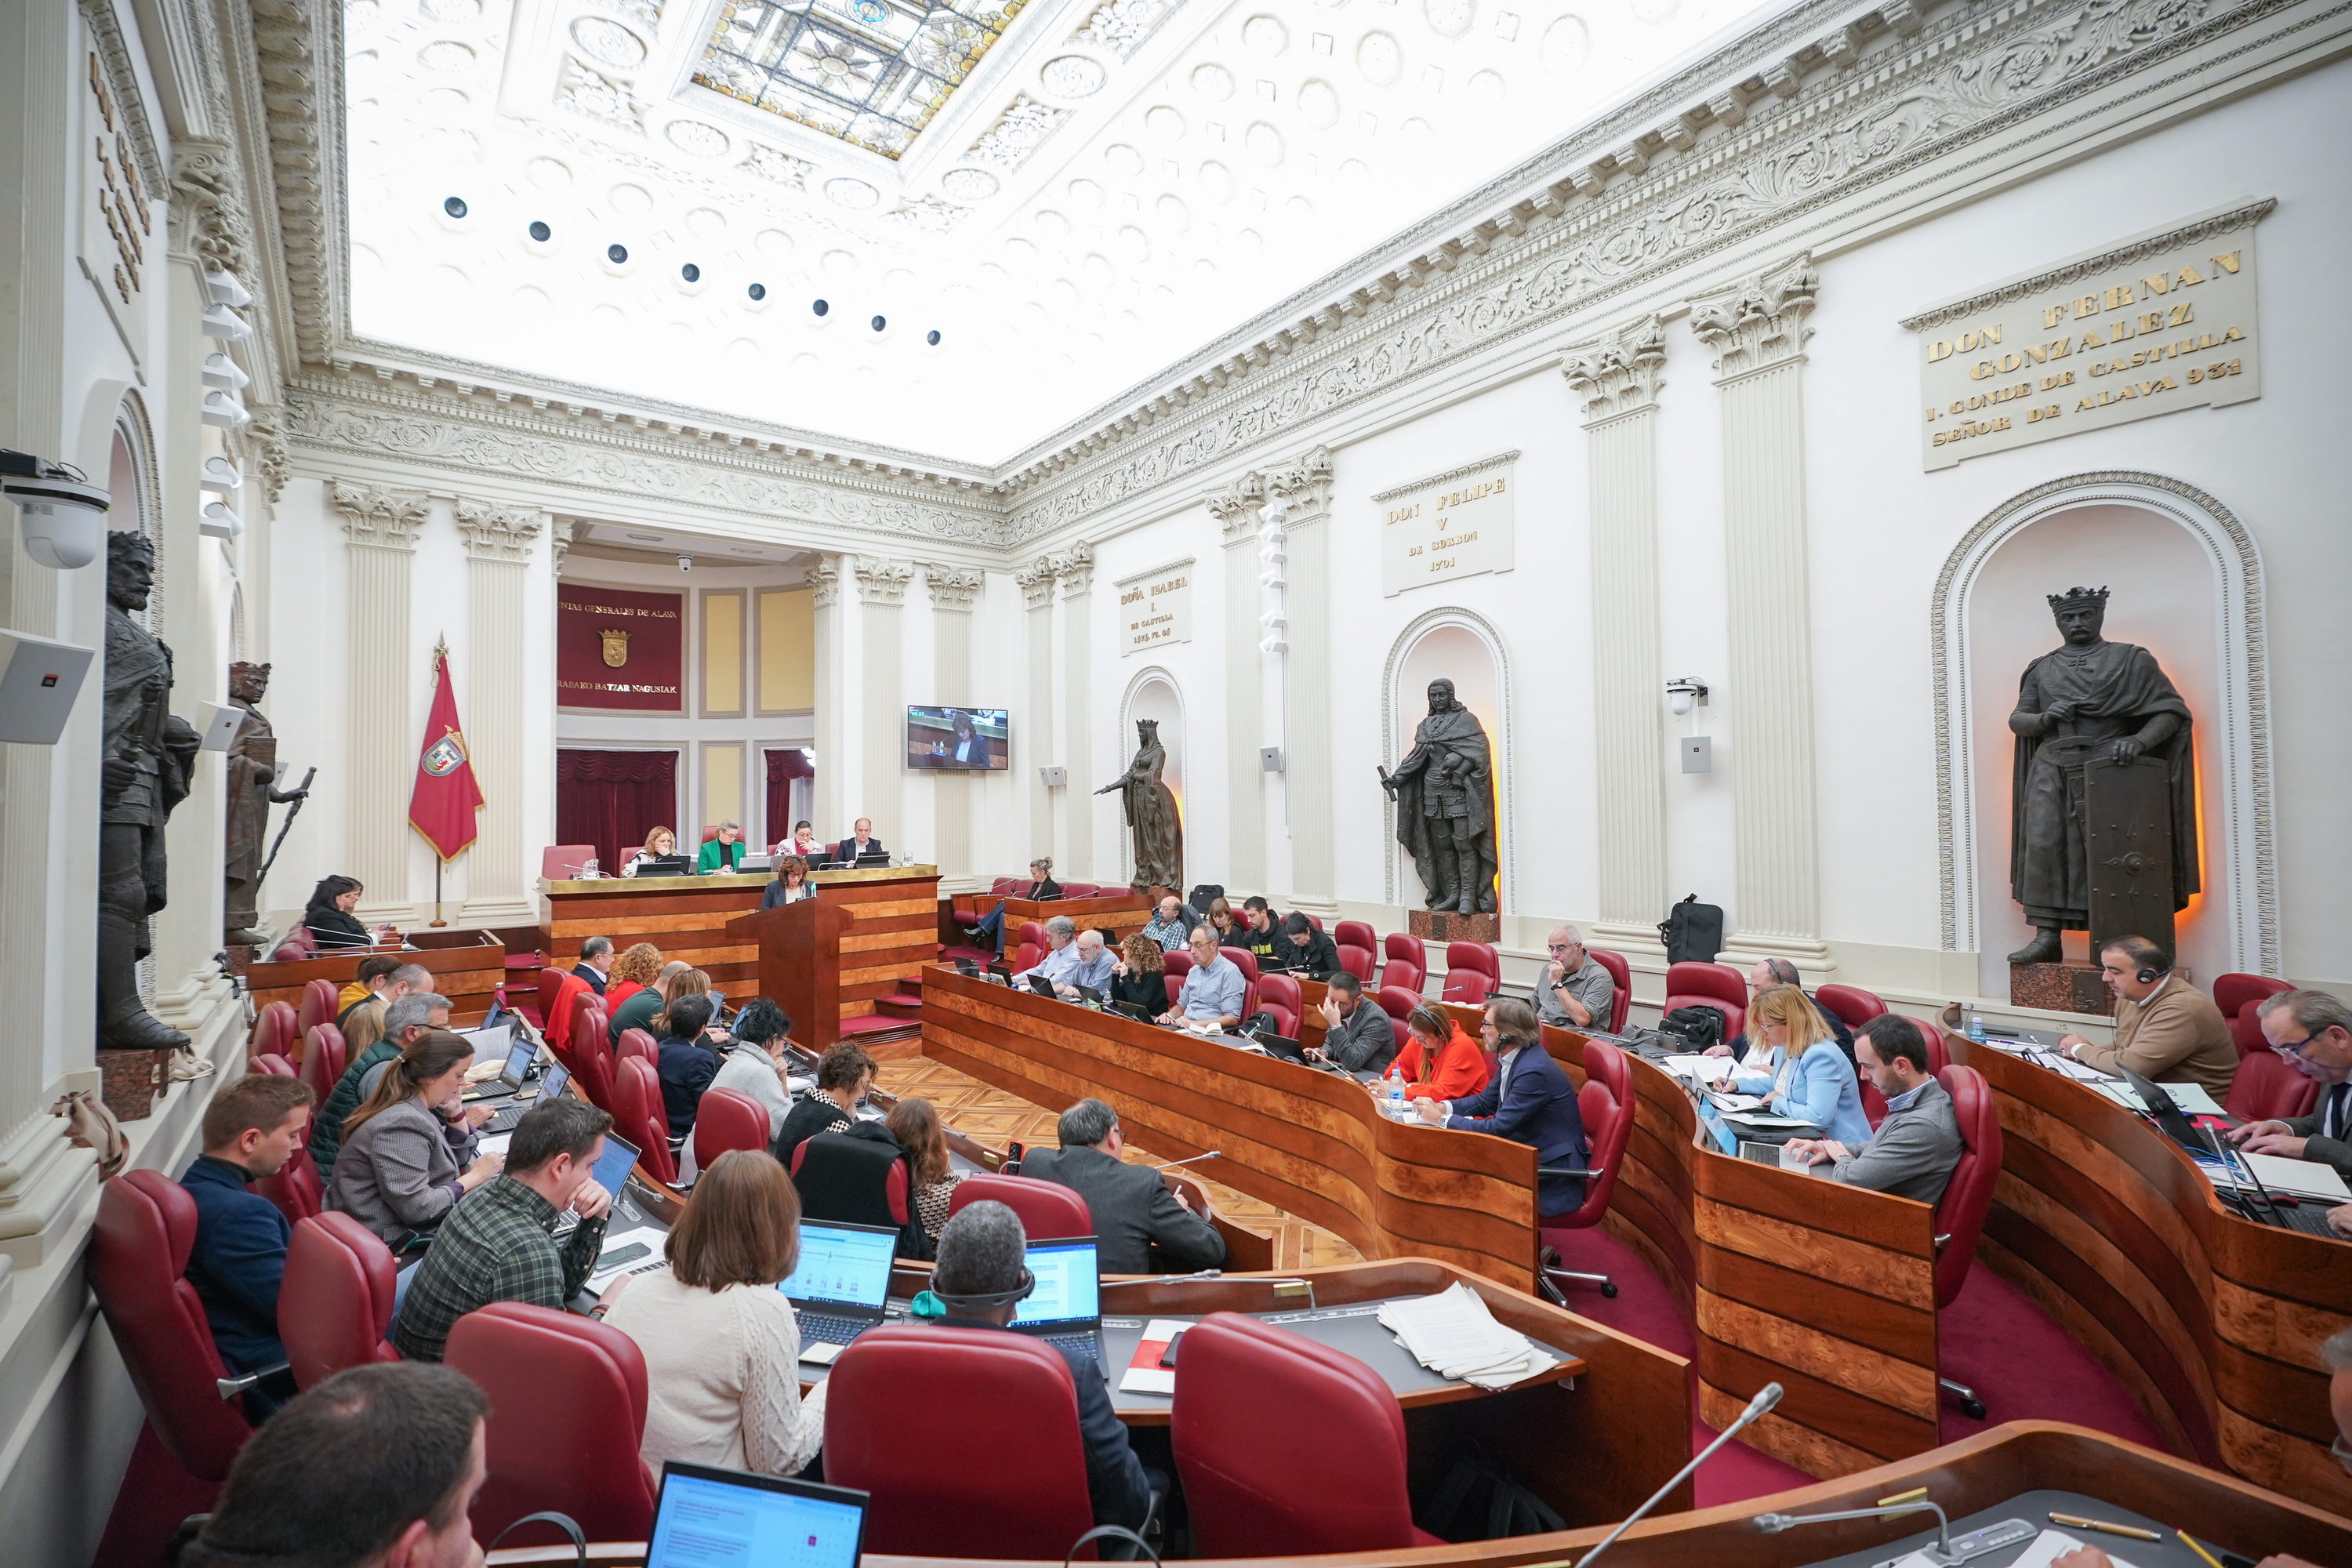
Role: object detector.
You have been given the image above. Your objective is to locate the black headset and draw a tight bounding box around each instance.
[2136,950,2173,986]
[928,1267,1036,1314]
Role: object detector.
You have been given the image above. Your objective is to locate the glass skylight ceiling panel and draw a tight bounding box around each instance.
[695,0,1024,158]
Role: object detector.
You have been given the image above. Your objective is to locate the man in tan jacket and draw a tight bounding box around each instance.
[2057,935,2236,1101]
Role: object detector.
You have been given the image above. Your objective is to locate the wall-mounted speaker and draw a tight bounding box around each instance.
[0,630,94,744]
[1680,736,1713,774]
[1040,766,1067,787]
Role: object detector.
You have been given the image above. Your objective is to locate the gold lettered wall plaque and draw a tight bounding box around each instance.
[1375,450,1518,597]
[1116,557,1192,655]
[1903,199,2269,471]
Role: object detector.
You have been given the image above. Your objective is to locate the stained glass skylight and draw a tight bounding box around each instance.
[695,0,1028,159]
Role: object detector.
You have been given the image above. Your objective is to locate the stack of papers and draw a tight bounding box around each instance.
[1377,1284,1560,1390]
[2201,1150,2352,1203]
[1895,1528,2140,1568]
[2094,1079,2227,1116]
[1661,1054,1733,1086]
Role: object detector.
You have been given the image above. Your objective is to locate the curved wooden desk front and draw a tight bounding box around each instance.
[1949,1037,2352,1514]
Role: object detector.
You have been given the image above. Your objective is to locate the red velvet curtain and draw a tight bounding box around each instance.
[557,749,678,873]
[764,749,814,851]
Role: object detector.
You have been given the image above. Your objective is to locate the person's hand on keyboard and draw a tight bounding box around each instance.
[2328,1203,2352,1240]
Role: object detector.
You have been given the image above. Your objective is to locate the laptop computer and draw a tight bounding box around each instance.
[1008,1236,1105,1375]
[637,854,695,877]
[779,1219,900,1362]
[1109,999,1156,1022]
[1025,972,1061,999]
[484,1057,568,1134]
[2121,1067,2212,1153]
[645,1462,869,1568]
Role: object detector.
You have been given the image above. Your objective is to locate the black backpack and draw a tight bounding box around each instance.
[1187,884,1225,914]
[1658,895,1724,964]
[1657,1006,1725,1052]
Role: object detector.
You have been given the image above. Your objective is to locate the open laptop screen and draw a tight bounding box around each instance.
[777,1221,897,1312]
[1695,1102,1740,1157]
[589,1129,640,1198]
[646,1461,867,1568]
[1013,1237,1101,1330]
[537,1061,571,1105]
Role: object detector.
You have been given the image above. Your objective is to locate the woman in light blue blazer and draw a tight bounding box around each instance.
[1734,985,1871,1147]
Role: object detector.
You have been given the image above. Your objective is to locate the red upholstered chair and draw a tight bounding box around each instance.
[616,1027,660,1067]
[280,1214,399,1388]
[699,824,720,844]
[790,1133,909,1230]
[256,1142,325,1225]
[446,1303,660,1545]
[89,1172,256,1483]
[1540,1041,1632,1300]
[1163,974,1182,1010]
[949,1171,1093,1239]
[571,989,606,1058]
[1062,882,1100,898]
[1163,949,1193,981]
[951,885,983,927]
[612,1056,677,1185]
[2226,1050,2322,1123]
[270,927,316,962]
[296,978,339,1039]
[691,1087,772,1171]
[1225,948,1261,1018]
[1174,1312,1439,1555]
[571,1028,619,1117]
[1913,1019,1951,1076]
[1664,960,1748,1042]
[1376,984,1421,1024]
[1015,940,1045,974]
[2216,973,2293,1056]
[1588,948,1632,1034]
[1335,920,1377,968]
[1441,942,1499,1004]
[826,1324,1102,1558]
[249,1000,298,1064]
[1018,920,1047,951]
[1337,946,1374,982]
[299,1023,347,1105]
[1382,933,1426,990]
[540,844,599,880]
[250,1051,295,1077]
[1816,984,1887,1031]
[537,966,588,1058]
[1933,1065,2002,1419]
[1259,974,1301,1036]
[992,877,1019,895]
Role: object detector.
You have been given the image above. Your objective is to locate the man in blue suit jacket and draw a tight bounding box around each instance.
[1418,997,1589,1216]
[181,1074,317,1410]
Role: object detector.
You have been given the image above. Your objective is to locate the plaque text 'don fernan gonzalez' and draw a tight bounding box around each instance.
[1374,450,1518,597]
[1902,199,2268,470]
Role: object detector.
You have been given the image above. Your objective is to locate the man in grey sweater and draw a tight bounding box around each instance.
[1785,1015,1962,1205]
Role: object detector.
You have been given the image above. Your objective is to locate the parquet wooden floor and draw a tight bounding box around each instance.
[877,1054,1364,1272]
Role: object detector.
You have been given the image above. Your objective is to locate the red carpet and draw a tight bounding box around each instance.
[93,1421,220,1568]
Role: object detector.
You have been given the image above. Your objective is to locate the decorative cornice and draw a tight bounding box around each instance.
[252,0,340,367]
[328,480,429,550]
[1206,470,1266,541]
[1369,450,1522,507]
[453,498,542,562]
[851,556,914,606]
[1263,446,1335,529]
[1014,558,1058,610]
[1693,253,1818,383]
[550,520,575,576]
[79,0,165,194]
[805,557,843,610]
[169,139,254,281]
[1052,541,1095,599]
[1564,317,1668,426]
[1900,197,2278,332]
[921,561,985,612]
[240,411,291,503]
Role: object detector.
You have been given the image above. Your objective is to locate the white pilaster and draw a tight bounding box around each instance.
[922,563,982,880]
[1265,449,1334,911]
[456,499,543,922]
[1055,543,1094,880]
[1017,558,1057,862]
[1693,256,1831,968]
[1565,318,1671,956]
[1207,475,1265,895]
[806,557,844,834]
[330,481,429,923]
[853,557,912,848]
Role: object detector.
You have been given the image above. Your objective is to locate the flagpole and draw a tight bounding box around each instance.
[430,856,447,927]
[430,637,449,926]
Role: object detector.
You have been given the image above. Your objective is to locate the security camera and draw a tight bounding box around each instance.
[1,450,109,569]
[677,554,692,572]
[1666,677,1710,717]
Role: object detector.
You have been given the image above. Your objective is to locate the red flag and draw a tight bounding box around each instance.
[409,644,485,861]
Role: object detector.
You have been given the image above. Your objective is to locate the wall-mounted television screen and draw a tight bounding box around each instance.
[907,706,1009,771]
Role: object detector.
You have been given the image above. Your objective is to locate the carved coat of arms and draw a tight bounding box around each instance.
[600,628,630,668]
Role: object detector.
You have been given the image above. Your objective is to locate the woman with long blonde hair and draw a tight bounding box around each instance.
[1733,985,1871,1146]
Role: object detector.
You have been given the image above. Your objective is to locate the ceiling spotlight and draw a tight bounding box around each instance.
[869,314,886,332]
[528,220,551,241]
[444,196,468,219]
[681,263,701,282]
[608,242,629,264]
[203,270,252,308]
[747,282,767,301]
[926,329,942,346]
[200,456,242,495]
[811,298,829,317]
[201,352,249,391]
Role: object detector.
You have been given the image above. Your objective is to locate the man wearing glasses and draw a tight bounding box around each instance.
[2229,989,2352,1236]
[1536,924,1616,1033]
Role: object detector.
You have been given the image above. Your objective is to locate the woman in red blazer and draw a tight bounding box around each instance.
[1395,1006,1490,1102]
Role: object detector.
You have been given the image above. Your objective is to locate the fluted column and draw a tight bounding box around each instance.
[332,482,429,922]
[1265,449,1334,910]
[923,563,983,879]
[1016,559,1058,860]
[806,558,844,833]
[456,499,542,920]
[1054,543,1095,879]
[853,557,913,850]
[1693,256,1830,966]
[1207,475,1267,893]
[1565,320,1671,950]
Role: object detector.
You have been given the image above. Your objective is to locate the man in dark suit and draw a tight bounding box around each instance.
[835,818,886,864]
[572,935,612,996]
[1418,997,1588,1216]
[1022,1098,1225,1275]
[180,1073,317,1411]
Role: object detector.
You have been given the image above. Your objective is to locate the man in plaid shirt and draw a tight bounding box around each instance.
[393,1098,618,1362]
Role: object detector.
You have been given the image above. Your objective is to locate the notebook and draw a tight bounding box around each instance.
[644,1461,868,1568]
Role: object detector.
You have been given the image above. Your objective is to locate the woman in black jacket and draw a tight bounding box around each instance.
[1107,931,1169,1016]
[303,874,377,949]
[1279,911,1345,981]
[963,856,1062,949]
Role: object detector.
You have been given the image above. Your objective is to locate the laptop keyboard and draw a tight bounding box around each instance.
[798,1312,880,1347]
[1041,1332,1105,1373]
[2263,1201,2343,1236]
[482,1096,532,1134]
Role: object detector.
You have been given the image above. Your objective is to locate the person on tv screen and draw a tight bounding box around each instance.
[918,708,989,768]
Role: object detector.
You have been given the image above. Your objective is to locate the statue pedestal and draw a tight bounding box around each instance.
[96,1047,168,1122]
[2010,962,2113,1016]
[1409,909,1501,946]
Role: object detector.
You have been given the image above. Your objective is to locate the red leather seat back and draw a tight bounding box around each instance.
[2225,1049,2322,1123]
[1446,941,1500,983]
[1334,920,1377,962]
[570,988,604,1055]
[1547,1041,1630,1236]
[1933,1065,2002,1308]
[789,1134,909,1225]
[250,1051,296,1077]
[2217,974,2292,1056]
[1666,960,1746,1009]
[256,1142,325,1225]
[992,877,1018,895]
[249,1000,299,1063]
[1816,984,1887,1030]
[572,1029,618,1117]
[270,927,315,962]
[299,1024,347,1105]
[1441,969,1493,1004]
[1382,932,1426,978]
[1662,988,1744,1041]
[1163,974,1181,1009]
[1062,882,1100,899]
[1337,947,1374,982]
[1382,960,1425,998]
[1376,985,1421,1023]
[1588,948,1632,1034]
[1260,974,1301,1036]
[1174,1312,1429,1555]
[540,844,599,880]
[617,1027,659,1066]
[1163,949,1193,981]
[691,1087,772,1171]
[1018,920,1047,949]
[535,966,569,1039]
[89,1171,252,1481]
[949,1171,1093,1238]
[281,1213,398,1388]
[297,978,339,1039]
[614,1057,677,1185]
[1908,1018,1951,1076]
[1222,948,1260,1018]
[446,1302,659,1544]
[826,1324,1097,1558]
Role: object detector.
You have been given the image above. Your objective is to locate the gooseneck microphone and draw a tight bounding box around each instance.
[1576,1382,1783,1567]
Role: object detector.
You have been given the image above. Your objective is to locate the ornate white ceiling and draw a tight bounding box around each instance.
[343,0,1781,463]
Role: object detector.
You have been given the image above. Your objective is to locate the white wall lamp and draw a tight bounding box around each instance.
[200,501,245,539]
[201,390,252,430]
[200,456,242,495]
[201,352,249,392]
[1257,500,1289,654]
[0,450,111,568]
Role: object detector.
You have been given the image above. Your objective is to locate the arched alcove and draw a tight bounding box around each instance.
[1116,666,1185,887]
[1933,473,2274,996]
[1382,609,1514,910]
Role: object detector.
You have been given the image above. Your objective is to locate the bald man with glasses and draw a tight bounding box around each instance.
[1537,925,1616,1033]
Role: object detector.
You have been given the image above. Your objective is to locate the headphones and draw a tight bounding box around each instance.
[909,1267,1036,1320]
[2135,951,2172,986]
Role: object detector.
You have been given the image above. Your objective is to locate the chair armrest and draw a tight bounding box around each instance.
[1535,1163,1591,1178]
[217,1361,290,1399]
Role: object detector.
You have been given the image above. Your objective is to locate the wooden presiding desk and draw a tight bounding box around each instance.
[978,888,1153,959]
[244,930,506,1026]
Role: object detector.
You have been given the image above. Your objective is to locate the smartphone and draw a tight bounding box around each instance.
[1158,1329,1189,1370]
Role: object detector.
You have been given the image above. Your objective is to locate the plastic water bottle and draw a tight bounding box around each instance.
[1966,1014,1987,1044]
[1386,1063,1406,1112]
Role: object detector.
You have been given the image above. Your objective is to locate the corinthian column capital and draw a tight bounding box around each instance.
[329,481,430,549]
[1563,316,1667,425]
[452,498,543,561]
[1693,254,1818,383]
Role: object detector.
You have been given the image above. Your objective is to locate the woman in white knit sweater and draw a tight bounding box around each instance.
[597,1149,826,1477]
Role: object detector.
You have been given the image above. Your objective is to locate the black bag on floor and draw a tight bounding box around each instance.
[1658,894,1724,964]
[1658,1006,1726,1052]
[1420,1454,1568,1542]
